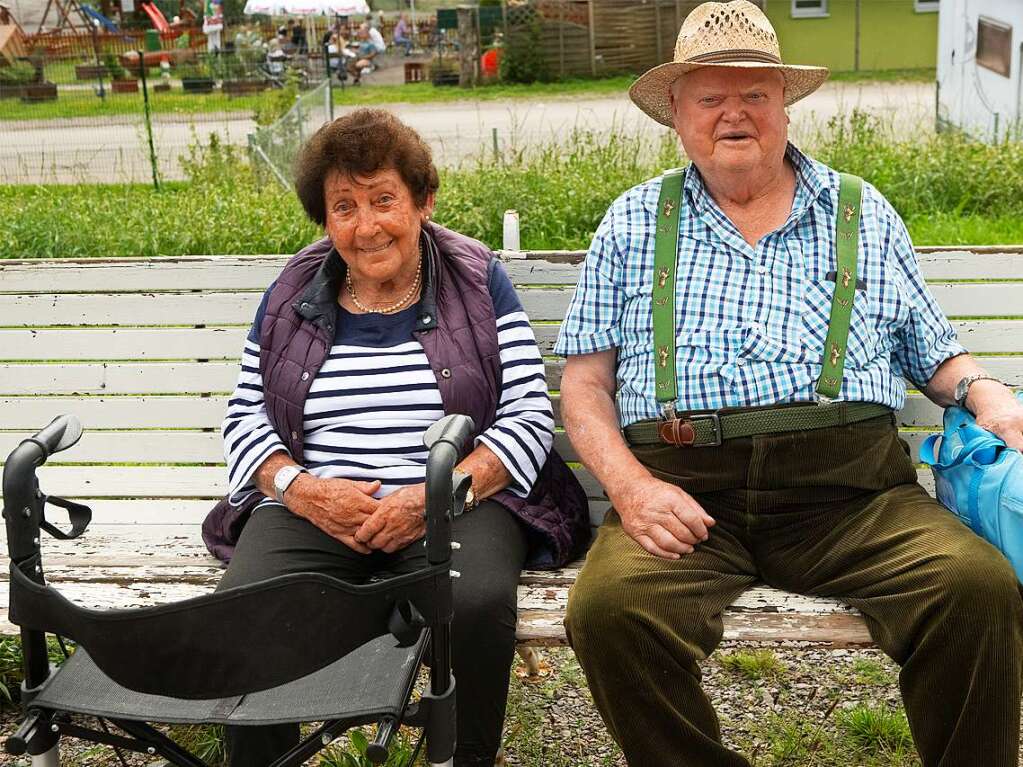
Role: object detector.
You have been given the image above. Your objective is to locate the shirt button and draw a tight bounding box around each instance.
[290,430,299,440]
[735,358,746,367]
[301,302,310,310]
[422,315,433,325]
[301,371,310,381]
[751,322,765,332]
[440,368,452,379]
[756,265,768,275]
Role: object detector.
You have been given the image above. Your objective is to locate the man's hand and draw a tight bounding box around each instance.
[970,381,1023,450]
[610,475,715,559]
[354,483,427,554]
[286,475,381,553]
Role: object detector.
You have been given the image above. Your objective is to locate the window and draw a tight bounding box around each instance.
[914,0,938,12]
[791,0,827,18]
[976,16,1013,78]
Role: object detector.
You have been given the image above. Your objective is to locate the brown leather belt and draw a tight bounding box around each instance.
[623,402,893,448]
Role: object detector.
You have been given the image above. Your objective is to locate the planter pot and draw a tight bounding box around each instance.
[221,78,267,96]
[0,83,24,99]
[181,77,215,93]
[75,64,106,80]
[20,82,58,102]
[112,78,139,94]
[432,70,459,87]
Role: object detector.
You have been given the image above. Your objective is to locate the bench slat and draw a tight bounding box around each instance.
[0,429,952,469]
[0,392,1007,432]
[4,282,1021,328]
[0,465,936,501]
[0,574,869,645]
[6,356,1023,396]
[3,251,1022,294]
[5,320,1023,361]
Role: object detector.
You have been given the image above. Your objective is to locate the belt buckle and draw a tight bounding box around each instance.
[688,412,722,447]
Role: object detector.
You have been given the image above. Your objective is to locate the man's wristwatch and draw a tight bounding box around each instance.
[463,485,480,513]
[273,464,308,505]
[954,374,1003,409]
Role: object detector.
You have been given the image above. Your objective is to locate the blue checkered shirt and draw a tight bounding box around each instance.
[554,144,966,428]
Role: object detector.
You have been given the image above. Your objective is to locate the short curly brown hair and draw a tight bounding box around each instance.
[293,108,440,226]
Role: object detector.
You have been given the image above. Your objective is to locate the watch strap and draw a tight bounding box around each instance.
[273,465,307,505]
[956,374,1002,408]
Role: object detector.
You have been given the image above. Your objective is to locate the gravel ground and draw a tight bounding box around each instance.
[5,643,1016,767]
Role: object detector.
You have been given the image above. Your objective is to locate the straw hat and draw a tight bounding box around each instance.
[629,1,829,127]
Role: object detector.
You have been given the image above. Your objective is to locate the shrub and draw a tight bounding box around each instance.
[500,6,549,84]
[0,62,38,85]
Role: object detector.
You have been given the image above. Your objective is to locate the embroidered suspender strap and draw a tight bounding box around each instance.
[652,169,685,417]
[815,172,863,402]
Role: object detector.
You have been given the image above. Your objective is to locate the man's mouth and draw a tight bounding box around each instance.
[718,133,753,143]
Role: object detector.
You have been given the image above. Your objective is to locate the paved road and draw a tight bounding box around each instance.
[0,80,935,184]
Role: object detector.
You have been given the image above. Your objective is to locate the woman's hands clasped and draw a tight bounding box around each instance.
[285,474,382,554]
[286,475,427,555]
[354,483,427,554]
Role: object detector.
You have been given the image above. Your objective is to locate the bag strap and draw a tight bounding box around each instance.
[652,169,685,418]
[816,173,864,402]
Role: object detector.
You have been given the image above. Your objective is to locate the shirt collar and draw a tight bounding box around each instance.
[681,142,831,219]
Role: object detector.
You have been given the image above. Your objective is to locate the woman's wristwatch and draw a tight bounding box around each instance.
[273,464,308,505]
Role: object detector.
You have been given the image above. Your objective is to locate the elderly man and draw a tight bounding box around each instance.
[556,2,1023,766]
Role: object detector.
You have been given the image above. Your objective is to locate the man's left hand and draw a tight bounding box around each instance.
[970,381,1023,450]
[354,483,427,553]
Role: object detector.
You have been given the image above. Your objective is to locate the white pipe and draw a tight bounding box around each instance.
[31,744,59,767]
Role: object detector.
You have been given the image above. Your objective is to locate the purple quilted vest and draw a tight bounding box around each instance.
[202,223,590,569]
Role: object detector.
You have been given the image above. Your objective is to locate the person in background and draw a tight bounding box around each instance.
[346,22,385,84]
[393,12,413,56]
[202,0,224,53]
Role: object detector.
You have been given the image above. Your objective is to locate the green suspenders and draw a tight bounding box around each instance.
[651,169,863,416]
[652,169,686,418]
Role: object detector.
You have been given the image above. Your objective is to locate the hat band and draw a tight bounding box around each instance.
[684,48,784,66]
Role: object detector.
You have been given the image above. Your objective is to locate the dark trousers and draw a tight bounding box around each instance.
[217,500,528,767]
[565,414,1023,767]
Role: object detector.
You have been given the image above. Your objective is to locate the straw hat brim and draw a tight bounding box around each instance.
[629,61,830,127]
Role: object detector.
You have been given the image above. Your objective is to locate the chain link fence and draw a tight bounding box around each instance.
[0,42,330,185]
[248,78,333,188]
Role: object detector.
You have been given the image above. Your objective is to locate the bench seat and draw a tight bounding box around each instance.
[2,248,1021,648]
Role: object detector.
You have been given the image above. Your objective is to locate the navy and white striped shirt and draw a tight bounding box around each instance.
[224,261,554,508]
[554,143,965,427]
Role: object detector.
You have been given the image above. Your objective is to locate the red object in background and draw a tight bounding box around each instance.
[140,2,171,33]
[480,48,501,77]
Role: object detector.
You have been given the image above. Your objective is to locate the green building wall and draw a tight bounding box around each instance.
[762,0,937,72]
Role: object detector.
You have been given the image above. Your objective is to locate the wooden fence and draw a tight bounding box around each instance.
[504,0,721,78]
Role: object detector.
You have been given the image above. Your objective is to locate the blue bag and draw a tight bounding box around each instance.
[920,392,1023,582]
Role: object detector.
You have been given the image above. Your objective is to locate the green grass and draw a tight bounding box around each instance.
[836,704,915,759]
[719,649,787,681]
[828,67,935,84]
[2,110,1023,258]
[0,75,637,122]
[0,88,271,121]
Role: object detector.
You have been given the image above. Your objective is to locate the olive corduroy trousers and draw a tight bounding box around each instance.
[564,414,1023,767]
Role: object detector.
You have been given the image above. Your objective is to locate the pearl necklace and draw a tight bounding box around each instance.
[345,247,422,315]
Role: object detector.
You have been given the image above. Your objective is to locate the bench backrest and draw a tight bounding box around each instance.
[1,249,1022,530]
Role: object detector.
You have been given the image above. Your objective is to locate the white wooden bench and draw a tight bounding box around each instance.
[1,247,1021,650]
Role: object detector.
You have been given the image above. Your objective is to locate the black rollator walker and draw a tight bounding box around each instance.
[3,413,477,767]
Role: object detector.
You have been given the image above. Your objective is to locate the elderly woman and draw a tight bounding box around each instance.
[202,108,589,767]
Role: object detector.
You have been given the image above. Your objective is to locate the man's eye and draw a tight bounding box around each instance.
[700,97,719,105]
[747,92,765,102]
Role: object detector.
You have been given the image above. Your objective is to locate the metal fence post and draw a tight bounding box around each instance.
[137,50,160,190]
